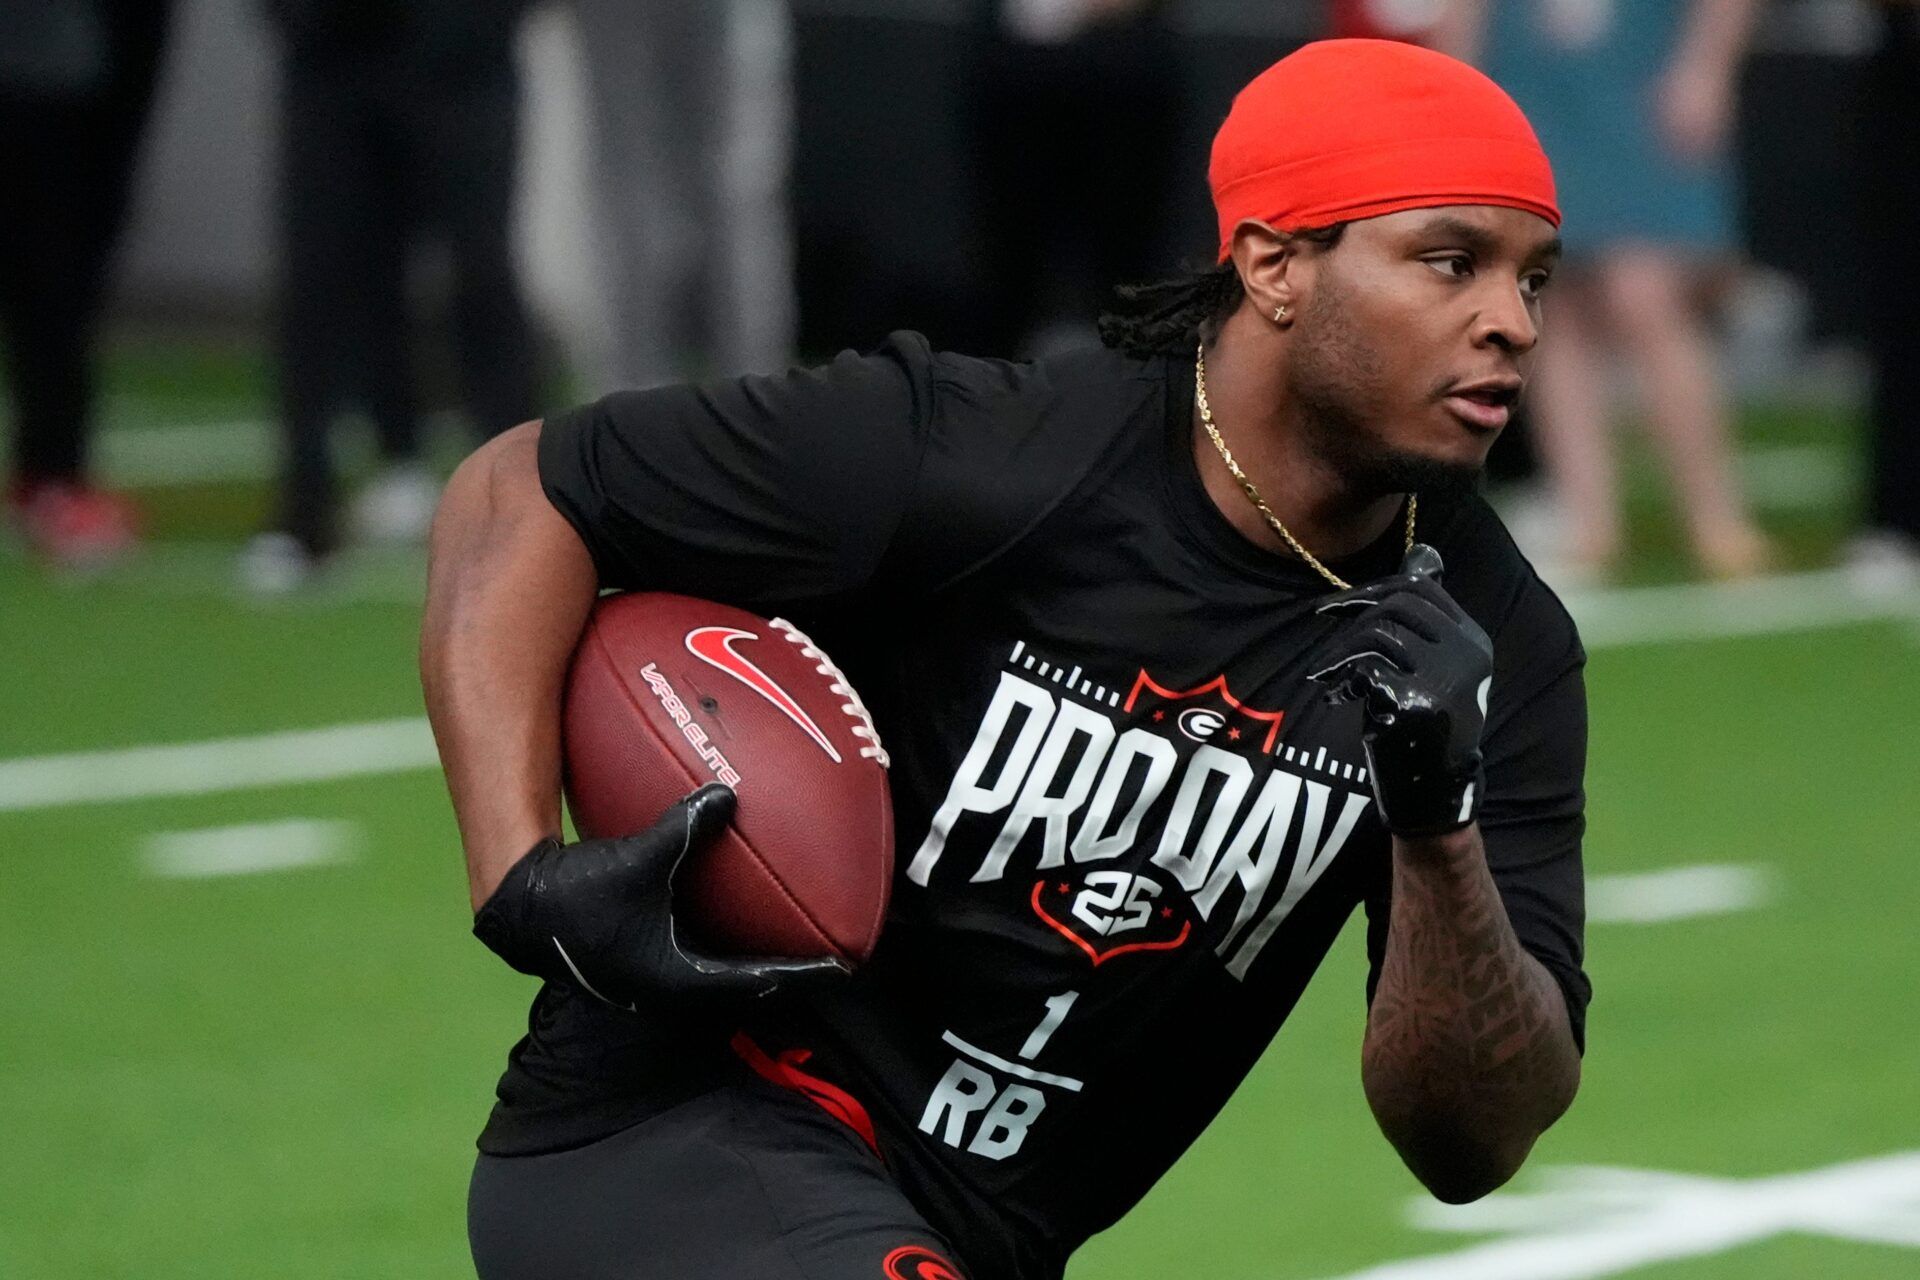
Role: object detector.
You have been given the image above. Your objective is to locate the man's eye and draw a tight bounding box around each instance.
[1522,272,1552,299]
[1425,255,1472,279]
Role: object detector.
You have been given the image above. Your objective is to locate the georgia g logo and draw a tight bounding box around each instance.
[1176,706,1226,742]
[882,1244,965,1280]
[1124,668,1286,753]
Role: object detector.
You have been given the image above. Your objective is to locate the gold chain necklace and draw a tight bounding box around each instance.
[1194,342,1415,591]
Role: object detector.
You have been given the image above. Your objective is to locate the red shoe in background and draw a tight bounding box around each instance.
[6,480,140,569]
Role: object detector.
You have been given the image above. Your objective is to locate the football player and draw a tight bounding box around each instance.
[423,39,1588,1280]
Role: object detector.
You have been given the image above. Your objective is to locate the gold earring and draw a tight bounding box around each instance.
[1273,305,1291,323]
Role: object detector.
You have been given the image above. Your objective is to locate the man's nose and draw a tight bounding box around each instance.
[1474,282,1540,354]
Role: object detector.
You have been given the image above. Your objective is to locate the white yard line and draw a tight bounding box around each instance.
[0,567,1911,815]
[142,818,360,878]
[0,719,437,813]
[1314,1152,1920,1280]
[1586,864,1775,924]
[0,715,1786,923]
[1566,569,1920,649]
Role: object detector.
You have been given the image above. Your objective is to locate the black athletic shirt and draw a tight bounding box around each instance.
[485,333,1590,1280]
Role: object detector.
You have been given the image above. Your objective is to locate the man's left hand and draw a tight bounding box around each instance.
[1309,544,1493,837]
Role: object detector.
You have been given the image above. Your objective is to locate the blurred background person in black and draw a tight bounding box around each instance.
[1443,0,1773,584]
[0,0,174,570]
[966,0,1183,357]
[572,0,795,390]
[1848,0,1920,590]
[247,0,538,591]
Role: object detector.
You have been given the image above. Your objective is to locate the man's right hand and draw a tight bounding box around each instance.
[471,783,847,1010]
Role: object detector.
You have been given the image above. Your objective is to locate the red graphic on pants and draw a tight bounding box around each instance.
[883,1243,965,1279]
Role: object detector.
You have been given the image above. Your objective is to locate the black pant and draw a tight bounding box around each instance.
[468,1079,972,1280]
[272,48,534,550]
[1863,10,1920,540]
[0,0,173,487]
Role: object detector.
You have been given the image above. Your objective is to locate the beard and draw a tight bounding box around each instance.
[1285,282,1483,500]
[1306,413,1484,498]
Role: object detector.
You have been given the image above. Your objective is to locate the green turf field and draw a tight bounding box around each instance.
[2,339,1915,1279]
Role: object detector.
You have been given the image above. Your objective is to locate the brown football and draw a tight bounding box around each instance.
[561,592,893,963]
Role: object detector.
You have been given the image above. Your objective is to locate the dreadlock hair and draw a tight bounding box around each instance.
[1096,223,1349,358]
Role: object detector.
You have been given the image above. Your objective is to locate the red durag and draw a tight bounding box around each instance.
[1210,39,1559,261]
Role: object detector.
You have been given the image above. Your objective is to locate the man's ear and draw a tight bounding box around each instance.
[1230,219,1304,325]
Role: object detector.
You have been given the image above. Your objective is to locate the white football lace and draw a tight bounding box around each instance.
[768,617,891,768]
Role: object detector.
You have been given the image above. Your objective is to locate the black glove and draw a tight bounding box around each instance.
[472,783,847,1010]
[1307,545,1493,837]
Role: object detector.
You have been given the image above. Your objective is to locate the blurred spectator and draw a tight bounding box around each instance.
[965,0,1182,357]
[0,0,174,569]
[1447,0,1773,582]
[247,0,538,590]
[1847,0,1920,589]
[573,0,795,390]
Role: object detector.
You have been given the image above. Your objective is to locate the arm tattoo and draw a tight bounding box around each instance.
[1362,826,1580,1194]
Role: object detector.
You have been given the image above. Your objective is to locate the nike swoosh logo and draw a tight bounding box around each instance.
[684,626,843,764]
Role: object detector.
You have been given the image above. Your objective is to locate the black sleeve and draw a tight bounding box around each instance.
[537,333,1147,612]
[537,333,937,613]
[1365,572,1592,1053]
